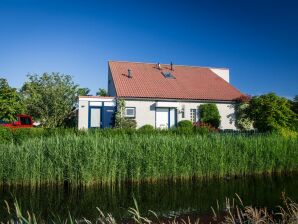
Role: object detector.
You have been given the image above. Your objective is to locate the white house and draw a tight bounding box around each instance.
[78,61,244,129]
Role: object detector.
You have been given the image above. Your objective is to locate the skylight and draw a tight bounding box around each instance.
[162,72,175,79]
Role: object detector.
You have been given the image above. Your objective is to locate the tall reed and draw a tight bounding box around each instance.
[0,131,297,186]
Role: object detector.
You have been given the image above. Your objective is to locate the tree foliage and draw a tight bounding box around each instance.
[292,95,298,115]
[96,88,108,96]
[234,95,253,130]
[247,93,297,132]
[0,78,24,122]
[21,73,78,128]
[199,103,221,128]
[77,87,90,96]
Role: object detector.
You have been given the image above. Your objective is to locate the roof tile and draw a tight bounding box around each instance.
[109,61,243,101]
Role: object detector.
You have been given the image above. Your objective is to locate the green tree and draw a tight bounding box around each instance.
[199,104,221,128]
[77,87,90,96]
[247,93,297,132]
[292,95,298,115]
[21,73,78,128]
[290,95,298,131]
[0,78,24,122]
[96,88,108,96]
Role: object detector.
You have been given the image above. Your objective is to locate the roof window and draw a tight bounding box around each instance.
[162,72,175,79]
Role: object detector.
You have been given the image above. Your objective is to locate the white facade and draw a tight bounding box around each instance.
[78,97,116,129]
[124,99,236,129]
[78,97,237,130]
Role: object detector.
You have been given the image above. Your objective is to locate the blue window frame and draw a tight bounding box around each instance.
[88,105,102,128]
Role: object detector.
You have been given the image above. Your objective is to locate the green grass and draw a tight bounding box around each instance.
[0,129,297,186]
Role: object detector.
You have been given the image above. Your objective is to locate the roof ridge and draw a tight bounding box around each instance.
[108,60,229,70]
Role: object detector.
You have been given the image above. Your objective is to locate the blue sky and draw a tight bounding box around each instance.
[0,0,297,97]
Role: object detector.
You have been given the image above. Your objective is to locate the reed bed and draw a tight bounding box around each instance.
[2,194,298,223]
[0,130,297,186]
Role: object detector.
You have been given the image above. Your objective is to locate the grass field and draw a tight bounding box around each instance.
[0,129,297,185]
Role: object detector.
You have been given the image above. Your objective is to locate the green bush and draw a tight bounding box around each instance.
[199,104,221,128]
[120,118,137,129]
[0,126,13,143]
[177,120,194,134]
[138,124,155,131]
[194,122,216,135]
[177,120,193,129]
[247,93,297,132]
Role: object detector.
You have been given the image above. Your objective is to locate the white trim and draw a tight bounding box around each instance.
[104,101,116,106]
[124,107,135,118]
[79,97,115,102]
[90,101,102,106]
[155,102,179,108]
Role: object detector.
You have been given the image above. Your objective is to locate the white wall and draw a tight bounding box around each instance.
[125,100,156,128]
[178,101,236,129]
[78,100,89,129]
[108,69,117,96]
[210,68,230,83]
[124,99,237,130]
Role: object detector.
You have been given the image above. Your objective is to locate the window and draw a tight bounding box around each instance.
[161,72,175,79]
[20,117,31,125]
[190,109,198,122]
[124,107,135,118]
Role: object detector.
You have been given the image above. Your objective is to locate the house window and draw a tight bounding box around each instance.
[161,72,175,79]
[124,107,135,118]
[190,109,198,122]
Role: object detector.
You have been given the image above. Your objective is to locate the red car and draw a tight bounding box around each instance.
[0,114,34,129]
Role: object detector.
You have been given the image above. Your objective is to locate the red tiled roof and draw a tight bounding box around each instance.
[109,61,243,101]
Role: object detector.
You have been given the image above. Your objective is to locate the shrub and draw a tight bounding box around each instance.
[193,122,217,134]
[247,93,297,132]
[199,104,221,128]
[177,120,193,129]
[177,120,194,134]
[0,126,13,143]
[276,128,298,138]
[121,118,137,129]
[115,99,137,129]
[138,124,155,131]
[234,98,253,130]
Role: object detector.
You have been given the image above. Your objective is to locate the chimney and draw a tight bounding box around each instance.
[128,69,132,78]
[170,62,173,71]
[157,62,161,70]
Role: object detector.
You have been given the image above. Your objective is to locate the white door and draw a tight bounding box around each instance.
[156,108,169,129]
[90,108,101,128]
